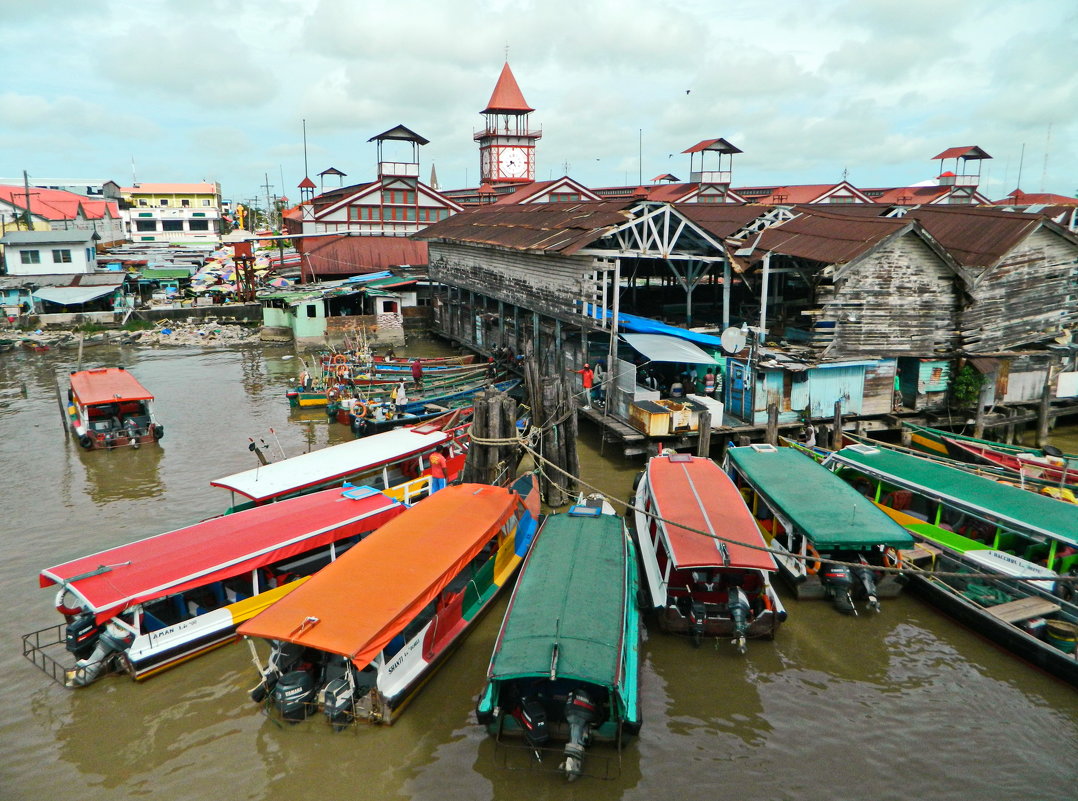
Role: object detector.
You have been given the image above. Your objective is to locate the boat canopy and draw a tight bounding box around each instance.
[488,511,627,688]
[69,368,154,405]
[39,486,404,624]
[210,426,450,503]
[237,483,519,668]
[647,455,776,571]
[726,446,914,550]
[824,445,1078,547]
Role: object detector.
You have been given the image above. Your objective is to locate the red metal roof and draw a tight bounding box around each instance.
[932,146,990,160]
[39,487,405,624]
[298,176,316,189]
[682,138,742,155]
[481,62,534,114]
[646,455,775,572]
[299,235,428,276]
[995,190,1078,207]
[69,367,154,406]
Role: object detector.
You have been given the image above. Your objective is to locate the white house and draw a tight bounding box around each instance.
[0,230,99,275]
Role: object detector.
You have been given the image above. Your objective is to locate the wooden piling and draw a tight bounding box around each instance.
[522,355,579,508]
[766,404,778,445]
[462,386,520,487]
[696,411,712,457]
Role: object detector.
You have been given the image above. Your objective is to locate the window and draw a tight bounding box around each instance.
[181,199,190,207]
[202,199,211,206]
[160,198,169,206]
[189,219,209,231]
[135,220,157,232]
[138,199,148,206]
[305,304,318,318]
[20,250,41,264]
[162,220,183,232]
[52,249,72,263]
[437,209,450,221]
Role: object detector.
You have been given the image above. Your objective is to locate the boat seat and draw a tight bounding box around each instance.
[985,596,1060,624]
[187,600,207,617]
[173,595,188,620]
[210,582,226,606]
[142,612,168,632]
[225,587,248,604]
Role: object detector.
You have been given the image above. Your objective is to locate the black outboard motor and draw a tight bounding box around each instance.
[727,586,751,654]
[511,695,550,760]
[688,601,707,647]
[65,613,103,661]
[818,561,857,615]
[67,620,135,687]
[852,555,881,613]
[320,654,364,731]
[561,688,600,781]
[251,640,305,703]
[271,670,316,723]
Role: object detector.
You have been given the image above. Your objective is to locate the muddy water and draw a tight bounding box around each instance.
[0,342,1075,801]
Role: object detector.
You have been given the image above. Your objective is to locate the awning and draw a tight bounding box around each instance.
[621,333,719,365]
[32,285,120,305]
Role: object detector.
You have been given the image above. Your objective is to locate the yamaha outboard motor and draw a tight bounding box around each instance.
[561,688,600,781]
[67,620,135,687]
[728,586,751,654]
[511,695,550,760]
[853,556,881,613]
[271,670,316,723]
[688,601,707,647]
[65,613,103,661]
[251,640,305,703]
[818,561,857,615]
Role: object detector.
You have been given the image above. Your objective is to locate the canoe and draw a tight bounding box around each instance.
[941,436,1078,492]
[903,422,1077,462]
[23,486,406,688]
[823,443,1078,683]
[724,444,913,614]
[476,501,641,781]
[239,479,541,728]
[632,453,786,651]
[60,367,164,450]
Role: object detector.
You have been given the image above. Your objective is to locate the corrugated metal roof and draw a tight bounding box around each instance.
[33,284,120,304]
[301,235,428,276]
[415,200,633,254]
[678,204,772,238]
[0,230,97,245]
[901,206,1043,268]
[746,207,909,265]
[932,146,991,160]
[682,138,742,154]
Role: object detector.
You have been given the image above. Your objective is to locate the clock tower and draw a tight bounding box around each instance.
[475,62,541,185]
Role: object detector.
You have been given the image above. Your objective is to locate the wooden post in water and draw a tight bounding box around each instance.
[462,387,519,486]
[833,401,844,449]
[523,355,579,508]
[974,395,986,440]
[696,411,712,457]
[766,404,778,445]
[1036,358,1055,448]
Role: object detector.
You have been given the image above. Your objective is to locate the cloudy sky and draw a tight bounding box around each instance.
[1,0,1074,205]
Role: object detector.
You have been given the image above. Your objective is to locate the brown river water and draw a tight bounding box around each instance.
[1,341,1076,801]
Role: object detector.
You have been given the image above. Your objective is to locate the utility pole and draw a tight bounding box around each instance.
[22,170,32,230]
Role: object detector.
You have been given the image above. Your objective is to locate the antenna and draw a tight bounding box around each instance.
[302,118,309,178]
[1016,142,1026,191]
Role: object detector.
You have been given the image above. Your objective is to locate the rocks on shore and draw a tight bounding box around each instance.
[12,320,262,349]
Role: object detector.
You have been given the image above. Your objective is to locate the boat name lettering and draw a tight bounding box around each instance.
[148,618,201,643]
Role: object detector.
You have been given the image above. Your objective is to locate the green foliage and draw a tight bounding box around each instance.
[74,322,107,334]
[952,364,984,409]
[122,319,155,331]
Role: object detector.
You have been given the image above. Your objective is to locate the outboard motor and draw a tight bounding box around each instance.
[727,586,751,654]
[511,695,550,760]
[271,670,316,723]
[853,556,881,613]
[251,640,305,703]
[688,600,707,647]
[818,561,857,615]
[65,613,103,661]
[320,654,364,731]
[67,620,135,687]
[561,688,600,781]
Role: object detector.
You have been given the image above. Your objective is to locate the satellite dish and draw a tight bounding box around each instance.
[720,327,747,355]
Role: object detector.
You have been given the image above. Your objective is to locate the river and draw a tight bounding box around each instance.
[1,341,1075,801]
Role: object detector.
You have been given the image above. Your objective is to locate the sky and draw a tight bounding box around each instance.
[1,0,1075,206]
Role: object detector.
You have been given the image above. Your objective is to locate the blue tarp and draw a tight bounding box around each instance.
[583,305,725,349]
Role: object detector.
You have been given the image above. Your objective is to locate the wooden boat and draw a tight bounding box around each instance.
[239,479,542,728]
[211,423,469,512]
[476,501,641,781]
[60,367,163,450]
[903,422,1077,463]
[940,436,1078,493]
[330,369,490,422]
[22,486,406,688]
[632,453,786,651]
[823,443,1078,684]
[351,405,473,439]
[724,445,914,614]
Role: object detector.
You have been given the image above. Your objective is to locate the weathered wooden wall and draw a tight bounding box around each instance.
[961,227,1078,353]
[818,231,959,357]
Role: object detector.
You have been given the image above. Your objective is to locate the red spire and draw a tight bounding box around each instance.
[298,176,316,189]
[481,62,533,114]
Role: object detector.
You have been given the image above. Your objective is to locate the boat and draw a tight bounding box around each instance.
[239,478,542,728]
[211,422,469,512]
[940,435,1078,494]
[903,422,1077,463]
[823,443,1078,684]
[351,405,473,439]
[476,500,641,781]
[631,453,786,651]
[60,367,163,450]
[22,485,407,688]
[724,444,914,615]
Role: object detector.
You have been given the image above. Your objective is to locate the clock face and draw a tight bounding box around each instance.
[497,147,529,179]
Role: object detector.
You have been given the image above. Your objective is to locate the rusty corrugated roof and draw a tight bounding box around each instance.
[415,200,632,254]
[678,204,773,238]
[300,235,428,276]
[900,206,1042,268]
[746,207,909,265]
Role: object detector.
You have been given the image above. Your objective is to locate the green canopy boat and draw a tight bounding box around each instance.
[476,503,641,781]
[724,445,913,614]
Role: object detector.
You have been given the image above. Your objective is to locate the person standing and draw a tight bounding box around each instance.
[394,381,409,415]
[593,360,606,405]
[571,363,594,410]
[429,447,448,493]
[411,358,423,390]
[704,368,716,398]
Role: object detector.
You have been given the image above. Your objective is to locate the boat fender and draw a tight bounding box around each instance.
[354,402,368,419]
[152,424,164,441]
[78,434,93,449]
[805,543,822,575]
[883,546,903,570]
[332,354,347,365]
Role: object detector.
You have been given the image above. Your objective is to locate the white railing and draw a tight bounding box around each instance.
[690,170,731,185]
[378,162,419,178]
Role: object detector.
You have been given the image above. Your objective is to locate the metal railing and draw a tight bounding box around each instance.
[22,623,72,687]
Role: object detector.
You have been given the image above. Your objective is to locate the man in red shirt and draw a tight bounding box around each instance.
[429,447,448,493]
[411,358,423,389]
[572,363,594,410]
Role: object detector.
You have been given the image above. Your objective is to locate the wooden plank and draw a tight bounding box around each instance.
[986,595,1060,624]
